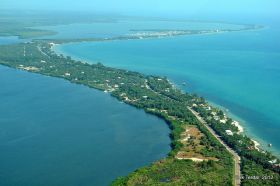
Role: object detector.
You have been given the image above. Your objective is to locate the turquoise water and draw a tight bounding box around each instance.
[35,19,246,39]
[55,24,280,155]
[0,66,170,186]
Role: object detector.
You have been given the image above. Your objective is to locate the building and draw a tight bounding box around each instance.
[225,130,233,136]
[220,119,227,124]
[268,159,277,164]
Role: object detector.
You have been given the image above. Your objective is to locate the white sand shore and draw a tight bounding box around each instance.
[232,120,244,133]
[252,140,261,151]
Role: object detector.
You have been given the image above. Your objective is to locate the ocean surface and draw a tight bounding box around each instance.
[54,21,280,155]
[0,66,170,186]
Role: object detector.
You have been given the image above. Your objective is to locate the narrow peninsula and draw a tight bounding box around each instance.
[0,40,279,186]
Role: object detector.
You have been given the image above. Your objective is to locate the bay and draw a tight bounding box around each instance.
[0,66,170,186]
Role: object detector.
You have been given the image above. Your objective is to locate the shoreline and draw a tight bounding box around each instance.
[36,23,264,45]
[252,140,261,151]
[206,100,280,157]
[1,41,279,185]
[52,41,280,158]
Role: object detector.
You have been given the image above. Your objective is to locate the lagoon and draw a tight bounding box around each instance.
[0,36,27,45]
[0,66,170,186]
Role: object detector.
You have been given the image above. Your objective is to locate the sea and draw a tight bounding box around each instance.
[53,19,280,156]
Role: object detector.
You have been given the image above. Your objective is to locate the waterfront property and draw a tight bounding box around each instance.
[0,41,279,185]
[54,25,280,157]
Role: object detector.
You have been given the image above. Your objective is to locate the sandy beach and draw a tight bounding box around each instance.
[232,120,244,133]
[252,140,261,151]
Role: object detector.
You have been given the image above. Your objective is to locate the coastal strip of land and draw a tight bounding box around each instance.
[35,24,264,44]
[0,41,279,185]
[188,107,241,186]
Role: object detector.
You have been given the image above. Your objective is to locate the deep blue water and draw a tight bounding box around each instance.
[0,66,170,186]
[55,23,280,155]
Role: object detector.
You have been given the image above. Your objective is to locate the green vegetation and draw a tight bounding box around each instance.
[0,42,233,185]
[0,41,278,185]
[0,14,57,38]
[192,102,280,185]
[35,24,264,44]
[0,10,263,41]
[112,159,232,186]
[241,158,280,186]
[0,11,116,38]
[0,28,57,39]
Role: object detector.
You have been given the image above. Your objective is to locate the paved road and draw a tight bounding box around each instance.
[188,107,241,186]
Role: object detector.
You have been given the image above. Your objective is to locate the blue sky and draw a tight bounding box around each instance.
[1,0,279,18]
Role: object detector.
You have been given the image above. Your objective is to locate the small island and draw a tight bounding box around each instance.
[0,40,279,186]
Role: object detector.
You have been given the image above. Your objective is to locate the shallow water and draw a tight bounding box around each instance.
[55,22,280,155]
[0,36,27,45]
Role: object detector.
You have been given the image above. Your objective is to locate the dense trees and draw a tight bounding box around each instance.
[0,42,278,185]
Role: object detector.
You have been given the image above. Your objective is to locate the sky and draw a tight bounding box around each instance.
[1,0,280,19]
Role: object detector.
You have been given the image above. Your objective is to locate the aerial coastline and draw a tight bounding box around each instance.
[49,22,277,157]
[48,22,279,157]
[55,39,261,148]
[0,15,278,186]
[206,100,279,156]
[34,23,264,44]
[0,36,279,185]
[1,1,279,184]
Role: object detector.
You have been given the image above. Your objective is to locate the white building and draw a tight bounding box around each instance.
[268,159,277,164]
[213,116,220,121]
[220,119,227,124]
[225,130,233,136]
